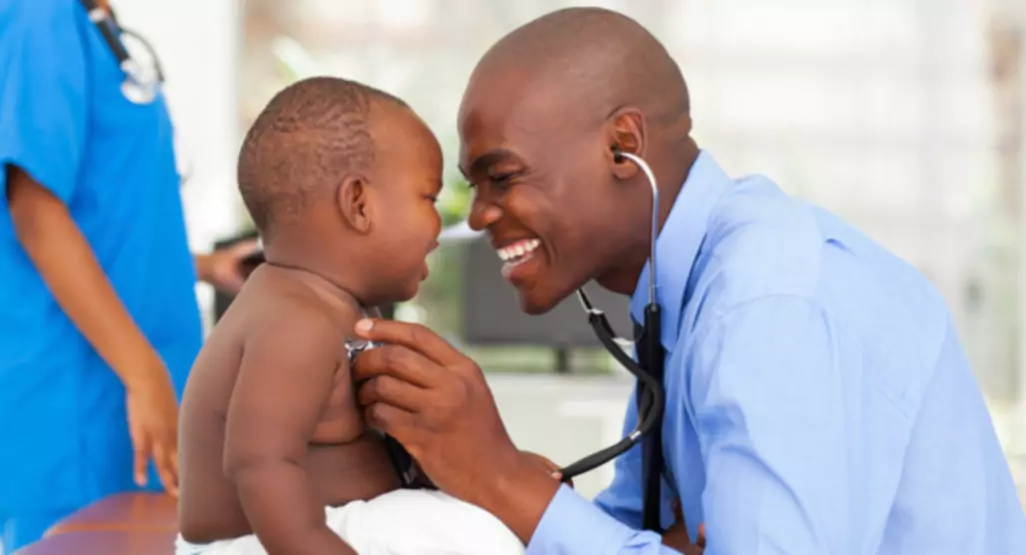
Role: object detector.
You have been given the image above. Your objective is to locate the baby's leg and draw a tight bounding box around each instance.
[328,489,525,555]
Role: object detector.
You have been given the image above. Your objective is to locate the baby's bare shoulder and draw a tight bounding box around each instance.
[242,280,360,361]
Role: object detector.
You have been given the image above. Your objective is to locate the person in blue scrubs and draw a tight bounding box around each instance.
[0,1,254,551]
[348,7,1026,555]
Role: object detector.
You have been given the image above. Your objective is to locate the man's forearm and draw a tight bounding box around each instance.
[231,460,356,555]
[475,453,562,544]
[7,168,164,390]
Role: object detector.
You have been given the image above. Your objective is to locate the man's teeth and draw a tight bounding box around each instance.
[497,239,541,262]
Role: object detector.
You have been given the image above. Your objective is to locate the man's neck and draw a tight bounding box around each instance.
[595,137,700,296]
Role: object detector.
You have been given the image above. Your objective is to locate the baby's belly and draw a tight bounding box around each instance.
[180,433,400,543]
[306,432,402,505]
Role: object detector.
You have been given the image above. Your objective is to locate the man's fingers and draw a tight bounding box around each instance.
[697,523,706,549]
[354,319,462,366]
[363,402,416,439]
[352,345,442,388]
[358,374,431,412]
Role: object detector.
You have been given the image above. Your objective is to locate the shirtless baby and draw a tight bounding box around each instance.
[175,77,527,555]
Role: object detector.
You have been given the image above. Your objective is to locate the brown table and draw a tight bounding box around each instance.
[44,493,178,536]
[16,530,177,555]
[13,493,179,555]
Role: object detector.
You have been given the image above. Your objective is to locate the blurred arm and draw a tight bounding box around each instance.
[6,167,169,390]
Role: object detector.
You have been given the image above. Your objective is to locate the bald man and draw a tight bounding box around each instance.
[351,7,1026,555]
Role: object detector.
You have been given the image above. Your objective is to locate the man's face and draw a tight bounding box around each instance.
[457,71,624,314]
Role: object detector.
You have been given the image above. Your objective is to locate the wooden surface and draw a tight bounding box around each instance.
[15,493,179,555]
[17,530,176,555]
[44,493,178,536]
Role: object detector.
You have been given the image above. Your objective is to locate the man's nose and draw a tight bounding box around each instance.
[467,196,502,231]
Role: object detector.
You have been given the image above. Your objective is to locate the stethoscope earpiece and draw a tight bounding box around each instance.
[611,145,626,164]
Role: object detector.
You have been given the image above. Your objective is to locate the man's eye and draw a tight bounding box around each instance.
[490,173,516,185]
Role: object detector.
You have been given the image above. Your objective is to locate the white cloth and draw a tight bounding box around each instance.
[174,489,525,555]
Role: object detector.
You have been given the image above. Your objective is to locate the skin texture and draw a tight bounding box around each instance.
[177,82,444,554]
[353,7,706,553]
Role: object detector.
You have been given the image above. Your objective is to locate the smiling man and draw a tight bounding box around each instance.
[351,7,1026,555]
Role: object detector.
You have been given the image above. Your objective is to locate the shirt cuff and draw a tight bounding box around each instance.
[526,484,667,555]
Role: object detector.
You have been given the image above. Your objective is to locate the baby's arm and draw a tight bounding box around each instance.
[223,303,355,555]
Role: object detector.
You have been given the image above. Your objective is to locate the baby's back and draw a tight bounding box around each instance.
[177,265,400,543]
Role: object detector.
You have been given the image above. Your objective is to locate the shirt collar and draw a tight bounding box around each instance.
[629,149,731,352]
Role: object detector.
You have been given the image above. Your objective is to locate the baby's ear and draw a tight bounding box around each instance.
[337,173,372,233]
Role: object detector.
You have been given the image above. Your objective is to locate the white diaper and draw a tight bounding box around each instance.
[174,489,525,555]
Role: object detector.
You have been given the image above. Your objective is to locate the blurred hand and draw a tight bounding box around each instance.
[199,239,260,294]
[125,356,180,497]
[662,498,705,554]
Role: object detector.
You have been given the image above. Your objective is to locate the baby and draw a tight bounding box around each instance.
[175,77,528,555]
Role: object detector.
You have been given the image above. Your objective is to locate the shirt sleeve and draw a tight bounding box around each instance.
[526,382,677,553]
[527,484,683,554]
[688,295,844,555]
[0,2,88,205]
[592,384,645,528]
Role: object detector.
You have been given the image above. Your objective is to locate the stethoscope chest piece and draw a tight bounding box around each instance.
[82,0,164,105]
[119,60,160,105]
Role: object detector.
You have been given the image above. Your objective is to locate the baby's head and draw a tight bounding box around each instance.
[238,77,443,305]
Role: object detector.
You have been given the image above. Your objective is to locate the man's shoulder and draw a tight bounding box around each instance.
[694,174,826,307]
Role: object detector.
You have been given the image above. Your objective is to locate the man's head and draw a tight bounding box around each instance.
[239,77,443,304]
[458,7,696,314]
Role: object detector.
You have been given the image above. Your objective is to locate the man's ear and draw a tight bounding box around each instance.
[606,108,645,181]
[336,173,372,233]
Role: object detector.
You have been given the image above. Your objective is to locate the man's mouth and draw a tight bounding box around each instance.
[496,238,541,280]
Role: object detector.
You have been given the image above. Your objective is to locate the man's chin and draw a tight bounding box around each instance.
[514,281,576,316]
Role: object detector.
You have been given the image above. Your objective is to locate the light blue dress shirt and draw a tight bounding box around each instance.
[526,150,1026,554]
[0,0,202,549]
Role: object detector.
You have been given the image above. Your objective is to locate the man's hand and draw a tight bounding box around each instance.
[662,499,705,555]
[195,239,260,294]
[521,451,573,487]
[124,357,180,496]
[352,318,561,543]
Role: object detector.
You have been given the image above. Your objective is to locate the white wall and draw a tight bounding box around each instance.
[488,374,635,499]
[115,0,243,331]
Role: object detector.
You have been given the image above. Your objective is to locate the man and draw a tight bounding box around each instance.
[0,0,253,550]
[352,6,1026,555]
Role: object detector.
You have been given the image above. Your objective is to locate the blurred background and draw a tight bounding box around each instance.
[110,0,1025,500]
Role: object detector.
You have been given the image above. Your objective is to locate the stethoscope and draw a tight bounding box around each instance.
[347,149,668,531]
[79,0,194,183]
[79,0,165,105]
[557,148,668,532]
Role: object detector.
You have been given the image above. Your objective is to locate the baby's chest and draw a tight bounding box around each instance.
[310,365,363,443]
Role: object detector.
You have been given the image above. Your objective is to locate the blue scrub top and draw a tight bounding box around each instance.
[0,0,202,515]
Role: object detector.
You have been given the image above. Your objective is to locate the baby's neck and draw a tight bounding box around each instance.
[262,242,366,300]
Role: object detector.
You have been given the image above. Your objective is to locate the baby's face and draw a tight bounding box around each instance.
[367,107,444,302]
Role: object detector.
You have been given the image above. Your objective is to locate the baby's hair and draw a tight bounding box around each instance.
[237,76,408,239]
